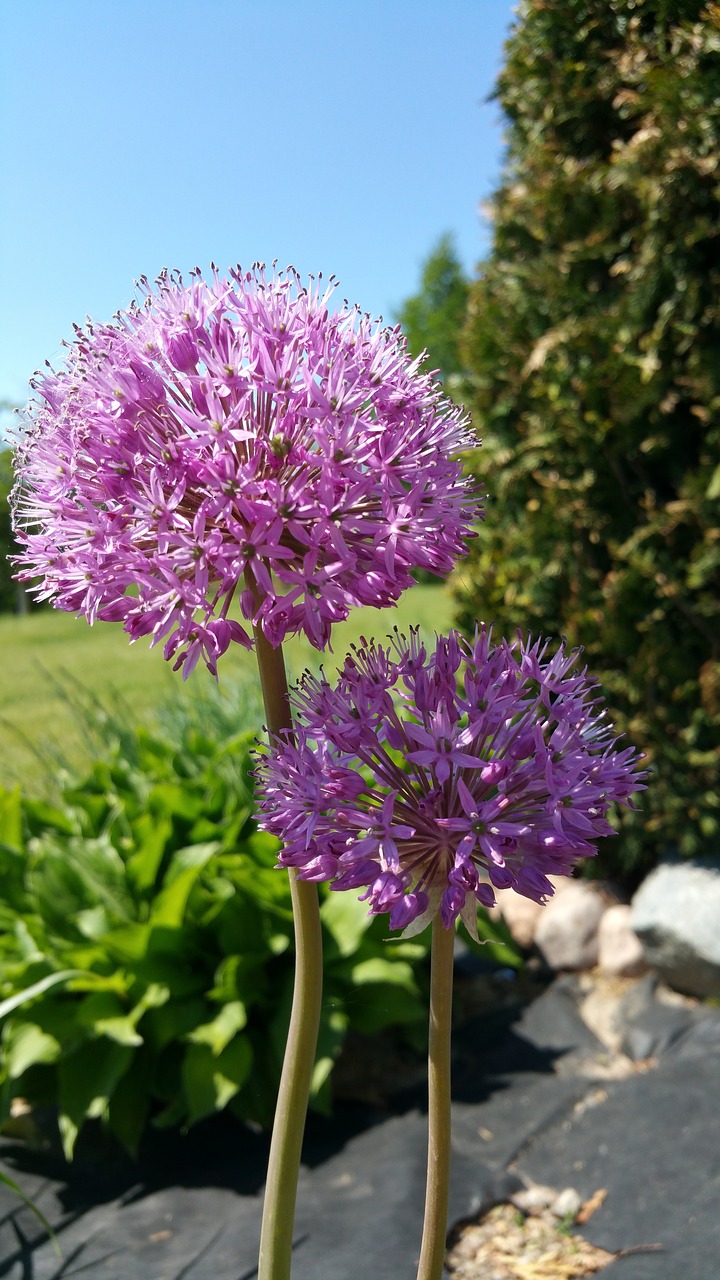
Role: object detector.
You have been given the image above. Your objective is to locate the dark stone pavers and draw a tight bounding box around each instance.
[1,980,719,1278]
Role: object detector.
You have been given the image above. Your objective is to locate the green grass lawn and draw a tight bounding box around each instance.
[0,585,456,793]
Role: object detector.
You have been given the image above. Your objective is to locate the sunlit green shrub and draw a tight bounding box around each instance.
[456,0,720,884]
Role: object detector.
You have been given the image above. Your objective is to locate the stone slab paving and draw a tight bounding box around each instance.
[1,976,718,1278]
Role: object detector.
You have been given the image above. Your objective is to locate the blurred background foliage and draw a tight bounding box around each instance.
[452,0,720,885]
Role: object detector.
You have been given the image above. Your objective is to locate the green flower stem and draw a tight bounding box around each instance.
[416,917,455,1280]
[253,623,323,1280]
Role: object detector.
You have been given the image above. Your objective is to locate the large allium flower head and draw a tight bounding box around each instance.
[11,265,479,676]
[255,627,647,936]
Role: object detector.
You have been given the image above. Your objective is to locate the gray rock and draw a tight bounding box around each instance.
[631,859,720,998]
[615,971,715,1061]
[515,974,605,1054]
[620,999,696,1061]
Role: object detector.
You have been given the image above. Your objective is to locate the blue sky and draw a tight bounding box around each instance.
[0,0,516,416]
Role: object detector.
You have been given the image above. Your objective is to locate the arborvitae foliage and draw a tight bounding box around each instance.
[456,0,720,884]
[395,234,470,383]
[0,448,23,613]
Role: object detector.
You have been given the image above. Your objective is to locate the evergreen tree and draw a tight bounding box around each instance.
[1,400,32,613]
[396,234,470,384]
[0,446,22,613]
[456,0,720,882]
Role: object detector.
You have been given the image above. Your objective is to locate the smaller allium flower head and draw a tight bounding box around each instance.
[255,628,646,936]
[11,265,478,676]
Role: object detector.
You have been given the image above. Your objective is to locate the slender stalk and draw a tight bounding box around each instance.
[416,917,455,1280]
[253,622,324,1280]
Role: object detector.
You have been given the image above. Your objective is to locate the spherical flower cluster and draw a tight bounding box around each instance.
[11,265,479,675]
[255,628,646,935]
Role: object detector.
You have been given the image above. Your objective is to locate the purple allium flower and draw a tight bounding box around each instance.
[255,628,646,936]
[11,266,479,676]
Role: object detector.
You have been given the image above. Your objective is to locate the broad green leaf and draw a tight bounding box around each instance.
[64,790,110,831]
[321,890,372,959]
[151,843,218,928]
[60,939,125,971]
[148,782,204,822]
[0,788,22,852]
[310,1008,348,1113]
[3,998,83,1051]
[106,1050,154,1157]
[126,814,173,895]
[76,993,143,1047]
[207,954,243,1004]
[76,991,129,1028]
[151,1092,189,1131]
[63,836,134,917]
[11,919,45,965]
[73,984,168,1045]
[216,887,287,956]
[142,997,210,1051]
[29,836,133,928]
[143,944,205,993]
[243,831,281,866]
[348,983,424,1035]
[207,952,270,1006]
[66,971,129,995]
[3,1023,62,1078]
[58,1038,134,1158]
[348,957,418,990]
[181,1036,252,1126]
[102,923,150,964]
[186,1000,247,1055]
[135,982,171,1014]
[58,1113,79,1162]
[73,906,110,941]
[0,850,30,915]
[23,796,76,837]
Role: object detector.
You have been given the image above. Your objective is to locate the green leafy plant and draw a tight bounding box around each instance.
[0,699,431,1159]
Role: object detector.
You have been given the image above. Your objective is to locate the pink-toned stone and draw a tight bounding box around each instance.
[598,904,648,978]
[534,882,605,971]
[493,875,577,950]
[494,890,544,950]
